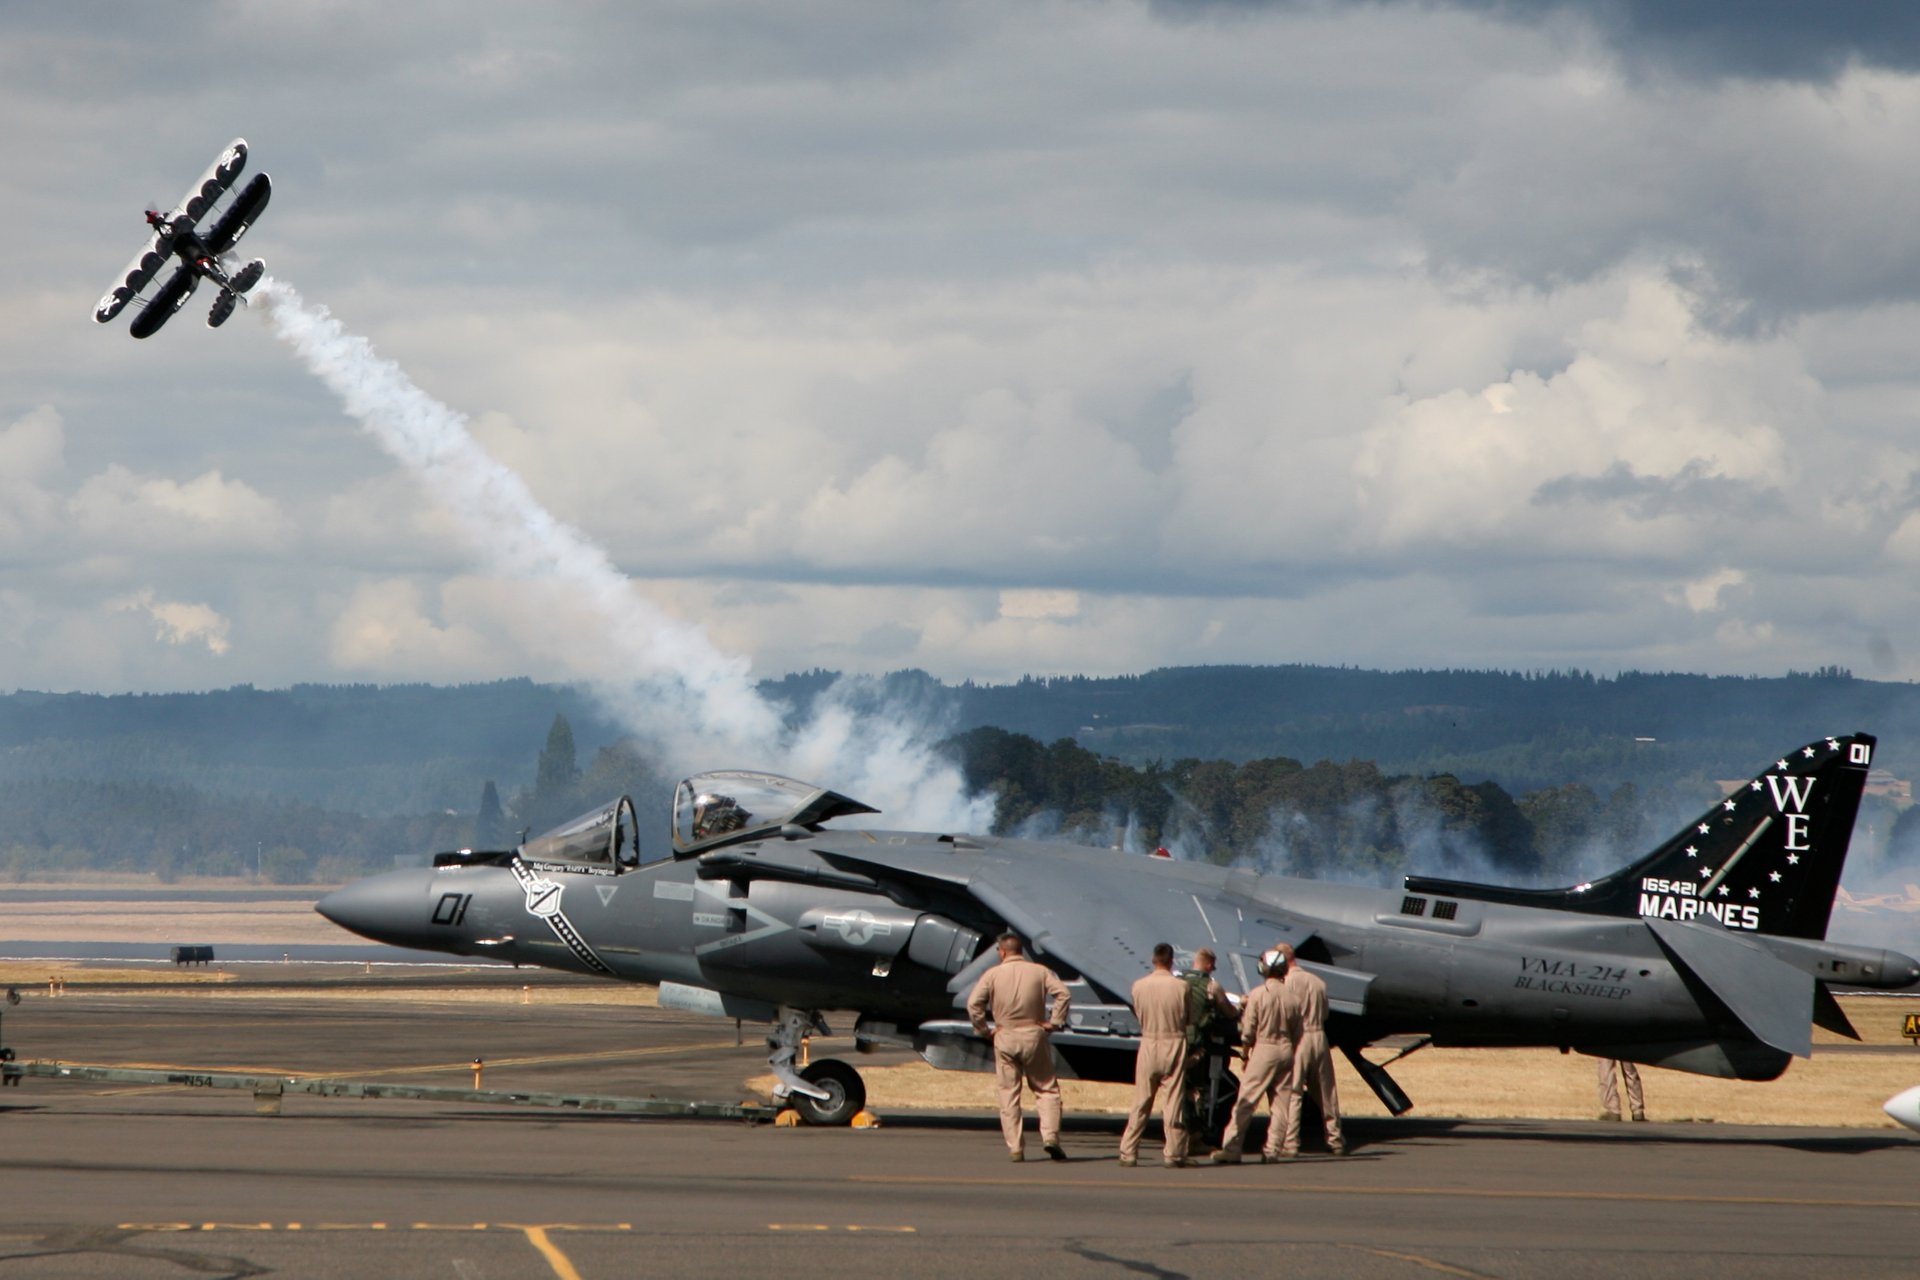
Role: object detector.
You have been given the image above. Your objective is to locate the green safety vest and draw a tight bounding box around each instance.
[1183,969,1216,1044]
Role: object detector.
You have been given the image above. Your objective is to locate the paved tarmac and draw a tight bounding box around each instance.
[1,978,1916,1279]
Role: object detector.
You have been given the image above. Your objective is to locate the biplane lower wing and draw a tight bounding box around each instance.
[128,265,199,340]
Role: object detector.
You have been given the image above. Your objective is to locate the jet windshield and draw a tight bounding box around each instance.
[519,795,645,871]
[671,771,879,854]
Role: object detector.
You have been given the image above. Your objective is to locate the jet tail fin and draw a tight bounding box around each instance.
[1407,733,1874,941]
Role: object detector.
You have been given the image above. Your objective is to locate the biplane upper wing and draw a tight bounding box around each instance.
[169,138,248,230]
[203,171,272,255]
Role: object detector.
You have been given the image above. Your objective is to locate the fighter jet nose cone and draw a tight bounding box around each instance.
[313,886,352,927]
[313,870,437,949]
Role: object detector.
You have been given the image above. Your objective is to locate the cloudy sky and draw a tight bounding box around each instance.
[8,0,1920,698]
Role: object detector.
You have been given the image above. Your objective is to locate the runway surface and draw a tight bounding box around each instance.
[1,978,1916,1279]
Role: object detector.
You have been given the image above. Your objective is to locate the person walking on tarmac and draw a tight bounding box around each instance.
[1120,942,1194,1168]
[1276,942,1347,1156]
[967,932,1073,1162]
[1210,947,1294,1163]
[1182,947,1239,1140]
[1596,1058,1646,1122]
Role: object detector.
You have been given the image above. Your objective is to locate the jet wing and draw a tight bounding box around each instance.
[95,230,170,323]
[127,264,199,339]
[814,839,1363,1010]
[203,171,271,255]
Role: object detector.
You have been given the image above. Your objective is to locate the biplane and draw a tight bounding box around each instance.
[93,138,271,338]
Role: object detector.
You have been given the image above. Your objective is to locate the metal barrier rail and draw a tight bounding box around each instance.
[9,1060,771,1120]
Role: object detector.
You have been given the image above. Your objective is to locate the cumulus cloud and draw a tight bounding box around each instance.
[328,578,505,677]
[69,466,290,551]
[110,588,232,656]
[0,405,63,547]
[6,2,1920,694]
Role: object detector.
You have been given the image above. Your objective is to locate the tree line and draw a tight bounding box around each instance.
[0,711,1768,890]
[943,726,1724,886]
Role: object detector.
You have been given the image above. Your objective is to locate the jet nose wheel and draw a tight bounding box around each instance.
[790,1059,865,1126]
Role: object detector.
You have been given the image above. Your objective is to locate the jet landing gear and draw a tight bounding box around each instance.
[767,1005,868,1126]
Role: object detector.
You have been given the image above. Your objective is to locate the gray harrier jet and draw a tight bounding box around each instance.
[318,733,1920,1125]
[94,138,270,338]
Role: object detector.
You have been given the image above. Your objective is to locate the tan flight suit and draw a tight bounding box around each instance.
[1278,964,1345,1155]
[1215,975,1292,1159]
[967,955,1072,1156]
[1597,1058,1645,1121]
[1120,968,1192,1164]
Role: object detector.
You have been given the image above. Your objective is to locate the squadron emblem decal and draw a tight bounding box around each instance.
[511,859,612,975]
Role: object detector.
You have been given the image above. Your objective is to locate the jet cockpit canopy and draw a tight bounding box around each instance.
[519,795,642,872]
[671,771,878,855]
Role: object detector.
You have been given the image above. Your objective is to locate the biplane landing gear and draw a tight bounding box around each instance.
[766,1004,866,1126]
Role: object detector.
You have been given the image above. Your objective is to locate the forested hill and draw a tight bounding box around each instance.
[0,680,626,815]
[767,664,1915,796]
[3,665,1917,888]
[5,666,1913,809]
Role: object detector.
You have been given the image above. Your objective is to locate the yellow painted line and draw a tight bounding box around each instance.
[846,1174,1920,1212]
[1349,1246,1495,1278]
[523,1226,585,1280]
[119,1223,637,1234]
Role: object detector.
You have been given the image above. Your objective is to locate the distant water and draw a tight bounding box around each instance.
[0,887,489,964]
[0,889,326,904]
[0,941,497,965]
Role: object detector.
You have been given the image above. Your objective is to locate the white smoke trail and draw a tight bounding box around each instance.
[254,278,991,830]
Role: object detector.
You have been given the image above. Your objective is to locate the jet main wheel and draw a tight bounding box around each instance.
[791,1059,865,1126]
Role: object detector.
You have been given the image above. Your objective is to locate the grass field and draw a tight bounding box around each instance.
[750,1003,1920,1130]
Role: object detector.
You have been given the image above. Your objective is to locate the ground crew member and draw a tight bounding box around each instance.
[1211,946,1293,1163]
[967,932,1072,1162]
[1596,1057,1646,1122]
[1182,947,1239,1138]
[1182,948,1238,1041]
[1276,942,1346,1156]
[1120,942,1193,1168]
